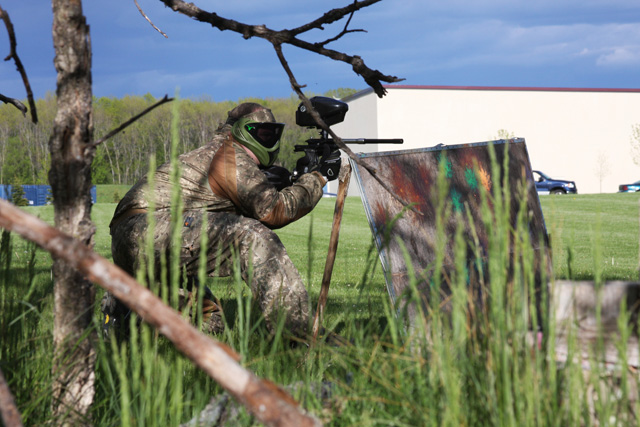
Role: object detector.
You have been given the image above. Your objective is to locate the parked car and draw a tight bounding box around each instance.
[532,170,577,195]
[618,180,640,192]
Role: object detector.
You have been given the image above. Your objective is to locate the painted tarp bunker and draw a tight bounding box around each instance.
[351,138,550,323]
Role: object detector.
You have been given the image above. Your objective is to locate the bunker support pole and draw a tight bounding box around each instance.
[312,161,352,341]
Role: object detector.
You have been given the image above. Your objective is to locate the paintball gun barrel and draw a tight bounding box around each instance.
[292,96,403,180]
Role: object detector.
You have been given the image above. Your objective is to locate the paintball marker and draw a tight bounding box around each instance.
[292,96,403,181]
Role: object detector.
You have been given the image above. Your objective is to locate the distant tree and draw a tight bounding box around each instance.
[630,124,640,167]
[323,87,358,99]
[2,92,367,186]
[594,150,611,193]
[91,146,113,184]
[493,129,516,140]
[10,185,28,206]
[2,136,33,185]
[45,187,53,205]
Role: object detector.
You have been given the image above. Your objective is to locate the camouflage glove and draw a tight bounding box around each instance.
[260,165,292,191]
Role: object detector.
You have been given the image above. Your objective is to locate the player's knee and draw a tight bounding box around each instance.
[242,221,287,261]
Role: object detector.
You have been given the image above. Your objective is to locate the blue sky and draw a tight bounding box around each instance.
[1,0,639,102]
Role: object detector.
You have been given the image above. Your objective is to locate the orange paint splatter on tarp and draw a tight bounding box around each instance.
[387,157,431,214]
[476,166,492,192]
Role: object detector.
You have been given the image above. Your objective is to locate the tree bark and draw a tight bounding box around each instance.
[0,366,23,427]
[49,0,96,423]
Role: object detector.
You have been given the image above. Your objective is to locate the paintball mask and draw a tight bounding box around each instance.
[232,117,285,167]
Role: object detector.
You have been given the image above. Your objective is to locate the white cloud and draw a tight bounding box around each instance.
[411,19,640,69]
[596,47,640,66]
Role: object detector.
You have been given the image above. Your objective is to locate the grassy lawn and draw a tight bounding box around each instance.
[14,191,640,334]
[3,190,640,425]
[23,191,640,291]
[539,192,640,281]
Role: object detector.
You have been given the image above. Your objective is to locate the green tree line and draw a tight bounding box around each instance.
[0,88,356,186]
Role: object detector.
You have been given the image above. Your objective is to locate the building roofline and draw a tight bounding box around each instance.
[384,84,640,93]
[341,84,640,101]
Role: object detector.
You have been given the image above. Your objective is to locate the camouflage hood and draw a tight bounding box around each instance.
[225,103,276,125]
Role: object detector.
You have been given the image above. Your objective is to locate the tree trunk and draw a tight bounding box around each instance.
[49,0,96,423]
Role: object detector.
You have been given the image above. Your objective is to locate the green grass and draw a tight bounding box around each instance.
[539,192,640,281]
[23,192,640,293]
[96,184,132,204]
[2,190,640,425]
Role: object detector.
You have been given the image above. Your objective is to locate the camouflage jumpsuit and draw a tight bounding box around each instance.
[109,127,325,338]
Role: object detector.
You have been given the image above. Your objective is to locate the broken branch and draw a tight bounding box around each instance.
[134,0,168,38]
[0,5,37,123]
[91,95,173,147]
[0,93,27,117]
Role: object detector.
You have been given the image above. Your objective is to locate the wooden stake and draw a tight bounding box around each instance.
[312,161,352,340]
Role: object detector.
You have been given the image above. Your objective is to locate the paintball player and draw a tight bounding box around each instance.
[101,102,341,340]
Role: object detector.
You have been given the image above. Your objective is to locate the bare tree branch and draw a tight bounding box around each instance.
[0,199,322,427]
[0,5,37,123]
[91,94,173,147]
[134,0,168,38]
[158,0,403,97]
[0,92,26,116]
[287,0,379,37]
[273,43,418,212]
[0,366,23,427]
[314,3,365,48]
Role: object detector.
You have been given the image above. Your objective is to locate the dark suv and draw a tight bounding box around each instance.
[533,170,577,195]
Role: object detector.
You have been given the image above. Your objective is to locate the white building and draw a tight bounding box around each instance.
[330,85,640,195]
